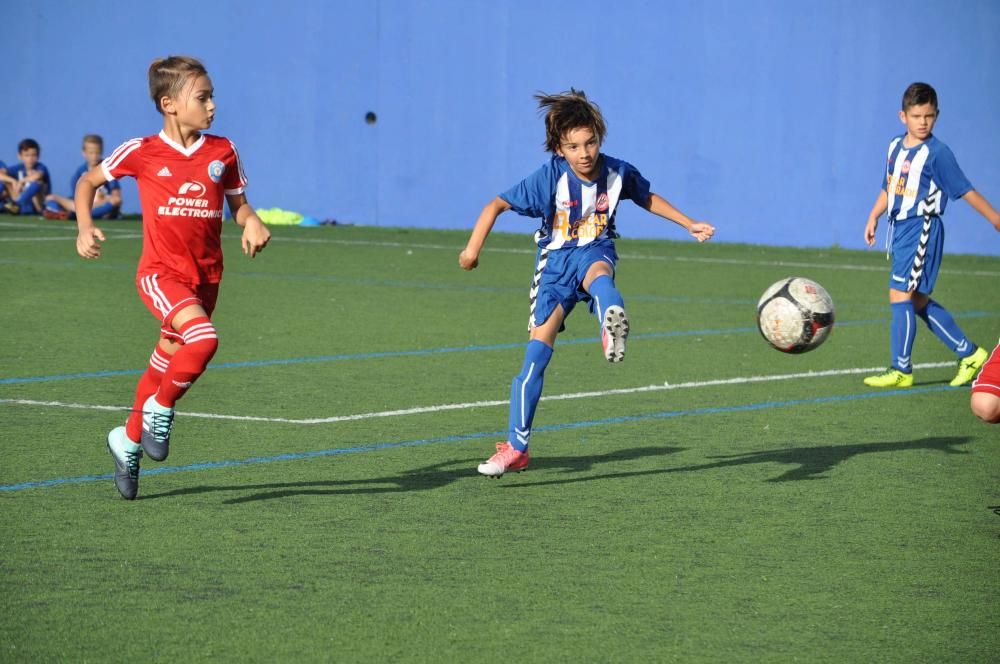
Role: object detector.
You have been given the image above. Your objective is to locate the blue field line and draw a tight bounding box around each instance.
[1,311,995,386]
[0,384,959,493]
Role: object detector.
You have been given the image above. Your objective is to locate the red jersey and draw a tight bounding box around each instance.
[102,131,247,285]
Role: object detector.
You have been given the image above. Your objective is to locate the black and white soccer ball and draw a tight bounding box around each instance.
[756,277,835,353]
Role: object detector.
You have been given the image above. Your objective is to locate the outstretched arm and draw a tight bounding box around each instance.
[75,167,109,258]
[226,193,271,257]
[962,190,1000,232]
[864,190,888,246]
[459,196,511,270]
[643,192,715,242]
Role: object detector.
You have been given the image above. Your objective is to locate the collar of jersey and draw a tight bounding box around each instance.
[899,133,934,151]
[158,130,206,157]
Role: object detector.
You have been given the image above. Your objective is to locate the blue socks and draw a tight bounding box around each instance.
[91,202,116,219]
[890,301,915,373]
[916,299,974,358]
[588,274,624,323]
[16,181,41,213]
[507,340,553,451]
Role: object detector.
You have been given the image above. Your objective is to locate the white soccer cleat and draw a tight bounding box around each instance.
[601,305,629,363]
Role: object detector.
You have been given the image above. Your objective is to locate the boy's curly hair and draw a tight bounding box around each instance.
[535,88,607,153]
[148,55,209,115]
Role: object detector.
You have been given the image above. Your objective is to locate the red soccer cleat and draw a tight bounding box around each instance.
[477,442,529,477]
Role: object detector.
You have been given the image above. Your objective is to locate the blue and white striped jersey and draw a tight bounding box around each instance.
[500,155,651,250]
[882,134,972,223]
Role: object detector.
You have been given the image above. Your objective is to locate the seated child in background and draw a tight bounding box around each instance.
[45,134,122,220]
[1,138,51,215]
[0,159,8,206]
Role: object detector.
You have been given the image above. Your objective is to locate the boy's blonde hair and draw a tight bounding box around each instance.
[148,55,208,114]
[82,134,103,149]
[535,88,607,154]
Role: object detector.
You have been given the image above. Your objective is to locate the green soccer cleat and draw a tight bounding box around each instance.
[863,368,913,388]
[950,346,988,387]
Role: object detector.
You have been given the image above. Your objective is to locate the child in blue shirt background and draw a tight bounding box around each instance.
[44,134,122,220]
[1,138,51,215]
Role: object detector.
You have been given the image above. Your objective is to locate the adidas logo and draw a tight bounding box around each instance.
[157,166,172,177]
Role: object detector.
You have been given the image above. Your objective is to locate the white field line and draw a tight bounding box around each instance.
[0,234,144,242]
[270,236,1000,278]
[0,220,140,231]
[0,361,955,425]
[0,221,69,229]
[4,228,996,277]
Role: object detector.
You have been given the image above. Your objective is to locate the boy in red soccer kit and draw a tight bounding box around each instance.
[76,56,270,499]
[970,340,1000,424]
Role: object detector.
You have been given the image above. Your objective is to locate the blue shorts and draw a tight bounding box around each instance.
[529,240,618,329]
[888,215,943,295]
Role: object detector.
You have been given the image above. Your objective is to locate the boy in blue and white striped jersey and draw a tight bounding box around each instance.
[863,82,1000,389]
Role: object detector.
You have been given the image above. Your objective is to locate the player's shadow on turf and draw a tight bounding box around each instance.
[506,436,973,486]
[140,445,687,503]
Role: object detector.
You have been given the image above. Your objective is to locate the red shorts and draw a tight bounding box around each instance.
[971,342,1000,397]
[136,272,219,342]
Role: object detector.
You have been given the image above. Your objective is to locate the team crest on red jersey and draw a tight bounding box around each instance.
[595,193,609,212]
[208,160,225,183]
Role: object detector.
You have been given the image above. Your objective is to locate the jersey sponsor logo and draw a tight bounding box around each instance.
[553,210,609,241]
[891,176,916,199]
[157,180,221,219]
[208,160,225,183]
[157,166,172,177]
[595,192,609,212]
[178,181,207,197]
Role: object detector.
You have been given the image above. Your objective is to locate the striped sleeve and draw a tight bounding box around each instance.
[224,139,247,195]
[101,138,143,182]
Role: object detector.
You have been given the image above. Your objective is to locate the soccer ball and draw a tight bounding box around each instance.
[756,277,835,353]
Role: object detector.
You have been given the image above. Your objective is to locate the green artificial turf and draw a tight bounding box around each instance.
[2,217,998,662]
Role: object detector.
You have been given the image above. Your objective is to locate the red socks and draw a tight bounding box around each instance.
[125,347,171,441]
[124,317,219,439]
[156,317,219,407]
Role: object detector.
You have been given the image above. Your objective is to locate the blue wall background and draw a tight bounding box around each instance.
[6,0,1000,255]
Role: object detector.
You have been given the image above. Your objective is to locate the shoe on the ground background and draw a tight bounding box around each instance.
[863,368,914,388]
